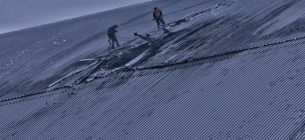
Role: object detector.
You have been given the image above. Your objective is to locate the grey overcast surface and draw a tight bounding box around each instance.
[0,0,151,34]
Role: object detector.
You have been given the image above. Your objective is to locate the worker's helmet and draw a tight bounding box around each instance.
[154,7,158,10]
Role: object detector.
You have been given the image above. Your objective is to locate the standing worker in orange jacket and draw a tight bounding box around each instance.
[153,7,166,29]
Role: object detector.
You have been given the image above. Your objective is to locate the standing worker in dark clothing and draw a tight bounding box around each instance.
[108,24,120,49]
[153,7,166,29]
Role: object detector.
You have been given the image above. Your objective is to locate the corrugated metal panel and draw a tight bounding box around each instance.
[1,39,305,139]
[1,0,305,139]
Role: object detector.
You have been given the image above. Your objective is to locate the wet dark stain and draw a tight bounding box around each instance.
[205,63,215,70]
[7,103,64,129]
[253,111,262,119]
[105,99,123,114]
[85,136,93,140]
[291,55,303,63]
[74,108,83,116]
[141,101,156,111]
[123,128,129,135]
[295,83,302,87]
[208,134,214,140]
[140,109,155,118]
[282,54,303,67]
[213,116,220,122]
[11,131,17,136]
[90,121,100,127]
[239,65,246,72]
[284,104,292,111]
[211,107,218,114]
[88,96,110,110]
[268,96,278,106]
[295,68,305,73]
[216,81,223,87]
[126,120,133,126]
[251,51,270,62]
[268,76,285,88]
[95,80,110,90]
[61,110,69,118]
[289,110,305,140]
[101,107,115,115]
[166,94,179,104]
[288,75,298,81]
[220,68,230,76]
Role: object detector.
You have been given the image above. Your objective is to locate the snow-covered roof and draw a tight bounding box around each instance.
[1,0,305,139]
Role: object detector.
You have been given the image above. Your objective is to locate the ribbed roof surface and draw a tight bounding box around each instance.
[1,0,305,139]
